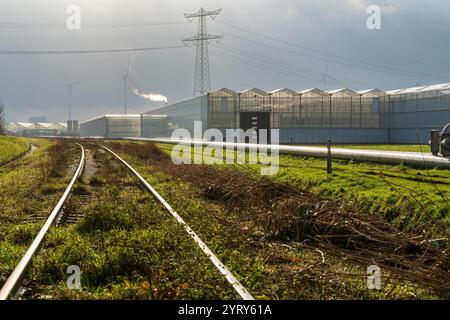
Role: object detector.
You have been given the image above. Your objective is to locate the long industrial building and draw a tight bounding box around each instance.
[80,114,168,139]
[81,83,450,144]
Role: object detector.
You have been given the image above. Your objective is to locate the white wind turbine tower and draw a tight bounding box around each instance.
[63,73,81,121]
[115,51,139,114]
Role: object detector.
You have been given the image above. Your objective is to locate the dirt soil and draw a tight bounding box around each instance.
[106,141,450,296]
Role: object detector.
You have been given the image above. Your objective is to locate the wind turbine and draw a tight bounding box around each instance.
[115,51,138,114]
[63,73,81,121]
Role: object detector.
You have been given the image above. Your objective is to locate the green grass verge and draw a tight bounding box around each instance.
[0,136,30,165]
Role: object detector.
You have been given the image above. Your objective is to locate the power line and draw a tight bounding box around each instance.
[210,26,448,82]
[208,48,323,83]
[0,45,187,55]
[211,47,375,89]
[213,19,449,81]
[215,29,448,82]
[218,43,326,78]
[215,43,376,88]
[0,21,188,29]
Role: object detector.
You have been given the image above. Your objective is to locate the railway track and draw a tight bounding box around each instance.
[102,145,254,300]
[0,143,85,300]
[0,142,254,300]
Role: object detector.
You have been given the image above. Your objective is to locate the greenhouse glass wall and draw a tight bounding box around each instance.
[385,84,450,143]
[208,88,237,129]
[270,88,298,128]
[6,122,68,137]
[298,89,330,128]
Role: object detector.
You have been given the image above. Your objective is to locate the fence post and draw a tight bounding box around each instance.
[327,140,332,175]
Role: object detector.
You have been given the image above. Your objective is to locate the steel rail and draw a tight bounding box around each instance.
[101,146,255,300]
[0,143,85,300]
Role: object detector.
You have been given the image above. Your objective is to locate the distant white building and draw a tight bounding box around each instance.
[80,114,168,139]
[6,121,68,136]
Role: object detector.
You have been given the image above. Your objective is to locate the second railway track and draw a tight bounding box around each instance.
[0,141,254,300]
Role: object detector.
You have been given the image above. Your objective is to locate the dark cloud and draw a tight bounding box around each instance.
[0,0,449,122]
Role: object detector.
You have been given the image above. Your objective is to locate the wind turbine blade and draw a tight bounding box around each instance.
[114,76,125,86]
[127,76,140,91]
[61,71,70,84]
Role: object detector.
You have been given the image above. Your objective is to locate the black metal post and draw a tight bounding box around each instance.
[327,139,332,174]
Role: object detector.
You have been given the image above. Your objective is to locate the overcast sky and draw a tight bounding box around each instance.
[1,0,449,122]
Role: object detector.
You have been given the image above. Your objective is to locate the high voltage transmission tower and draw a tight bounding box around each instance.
[183,8,223,97]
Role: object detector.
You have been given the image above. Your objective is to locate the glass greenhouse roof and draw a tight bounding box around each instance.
[386,83,450,95]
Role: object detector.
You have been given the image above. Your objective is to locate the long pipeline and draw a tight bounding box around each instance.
[123,137,450,169]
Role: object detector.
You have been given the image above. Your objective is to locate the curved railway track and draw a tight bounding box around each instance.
[0,143,85,300]
[0,142,254,301]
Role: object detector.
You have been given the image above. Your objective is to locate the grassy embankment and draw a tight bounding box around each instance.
[0,136,31,165]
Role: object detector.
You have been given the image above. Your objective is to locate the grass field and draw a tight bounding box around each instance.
[0,136,30,165]
[157,143,450,236]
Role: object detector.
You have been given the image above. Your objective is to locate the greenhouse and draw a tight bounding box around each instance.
[79,83,450,144]
[145,84,450,143]
[6,122,68,136]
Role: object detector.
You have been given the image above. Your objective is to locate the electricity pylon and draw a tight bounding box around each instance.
[183,8,223,97]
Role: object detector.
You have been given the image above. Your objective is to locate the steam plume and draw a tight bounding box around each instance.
[133,89,168,103]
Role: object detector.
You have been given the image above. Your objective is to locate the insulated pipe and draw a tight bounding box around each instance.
[124,137,450,169]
